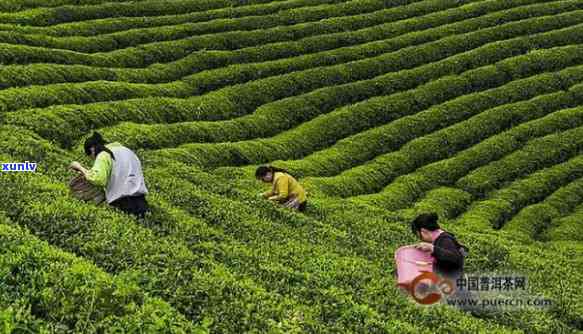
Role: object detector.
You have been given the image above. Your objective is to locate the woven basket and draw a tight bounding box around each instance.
[69,174,105,204]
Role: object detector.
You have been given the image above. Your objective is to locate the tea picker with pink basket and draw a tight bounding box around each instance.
[410,213,467,280]
[395,213,468,289]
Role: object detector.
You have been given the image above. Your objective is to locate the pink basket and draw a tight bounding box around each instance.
[394,246,435,287]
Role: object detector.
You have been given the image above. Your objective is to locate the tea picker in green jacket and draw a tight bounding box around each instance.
[69,132,149,218]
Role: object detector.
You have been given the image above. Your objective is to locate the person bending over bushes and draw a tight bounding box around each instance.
[256,166,307,212]
[70,132,149,218]
[410,213,468,281]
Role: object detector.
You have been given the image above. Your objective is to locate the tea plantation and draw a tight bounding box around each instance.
[0,0,582,332]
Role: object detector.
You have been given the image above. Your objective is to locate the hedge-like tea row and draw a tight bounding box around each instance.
[141,193,393,332]
[456,154,583,230]
[0,129,510,333]
[143,163,526,333]
[306,72,583,201]
[0,0,284,26]
[10,21,580,148]
[99,47,530,150]
[6,3,582,130]
[0,128,410,331]
[457,126,583,198]
[99,35,583,153]
[141,194,229,245]
[114,154,564,333]
[0,0,352,36]
[0,0,158,13]
[544,204,583,241]
[148,40,583,169]
[3,0,583,330]
[0,211,202,333]
[0,0,530,110]
[1,130,576,332]
[207,160,583,331]
[397,187,474,221]
[43,5,583,68]
[190,162,581,332]
[0,132,566,332]
[503,177,583,241]
[252,61,583,179]
[0,1,510,112]
[0,0,355,36]
[0,0,553,89]
[6,3,577,143]
[146,171,394,331]
[6,130,437,332]
[0,81,194,113]
[0,0,387,53]
[148,156,413,259]
[362,105,583,209]
[350,94,583,210]
[147,163,356,255]
[0,0,489,90]
[0,171,316,332]
[456,226,583,330]
[145,149,556,280]
[0,0,565,90]
[0,0,525,113]
[0,129,335,331]
[0,0,465,67]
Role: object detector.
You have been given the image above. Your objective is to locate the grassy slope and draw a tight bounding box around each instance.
[0,0,581,332]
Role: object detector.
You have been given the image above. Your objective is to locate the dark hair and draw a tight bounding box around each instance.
[411,213,440,235]
[84,132,115,160]
[255,165,289,179]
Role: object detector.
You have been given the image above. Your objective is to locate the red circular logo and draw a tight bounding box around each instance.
[408,272,455,305]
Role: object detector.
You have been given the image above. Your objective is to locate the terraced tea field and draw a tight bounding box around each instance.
[0,0,582,332]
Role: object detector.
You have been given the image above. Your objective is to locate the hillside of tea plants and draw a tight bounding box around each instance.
[0,0,582,332]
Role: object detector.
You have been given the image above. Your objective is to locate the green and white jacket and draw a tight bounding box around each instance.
[85,142,148,203]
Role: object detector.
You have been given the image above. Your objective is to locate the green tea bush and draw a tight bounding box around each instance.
[0,0,388,53]
[100,41,583,151]
[9,9,583,148]
[0,0,460,66]
[0,211,203,333]
[0,0,281,25]
[457,126,583,198]
[274,66,583,178]
[353,96,583,209]
[0,0,571,90]
[398,187,474,221]
[0,0,351,35]
[290,64,583,198]
[0,169,310,332]
[544,204,583,241]
[503,177,583,240]
[146,39,583,168]
[2,0,583,331]
[144,164,527,332]
[458,154,583,229]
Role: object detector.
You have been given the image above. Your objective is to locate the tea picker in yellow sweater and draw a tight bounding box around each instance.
[256,166,307,212]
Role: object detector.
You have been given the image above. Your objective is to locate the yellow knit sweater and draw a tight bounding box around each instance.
[263,172,306,203]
